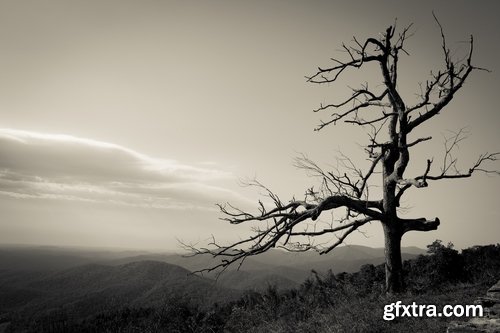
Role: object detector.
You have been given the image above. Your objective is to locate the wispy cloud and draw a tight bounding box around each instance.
[0,129,246,210]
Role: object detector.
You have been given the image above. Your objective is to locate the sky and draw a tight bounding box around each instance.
[0,0,499,252]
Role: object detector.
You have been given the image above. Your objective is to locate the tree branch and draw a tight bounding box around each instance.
[396,150,499,205]
[401,217,440,233]
[406,16,476,133]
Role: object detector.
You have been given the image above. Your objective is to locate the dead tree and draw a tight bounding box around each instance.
[188,19,498,294]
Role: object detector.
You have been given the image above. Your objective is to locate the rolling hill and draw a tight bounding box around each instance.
[99,245,424,283]
[0,244,425,288]
[0,260,236,321]
[0,244,426,330]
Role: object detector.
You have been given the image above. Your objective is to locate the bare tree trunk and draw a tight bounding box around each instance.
[383,223,404,294]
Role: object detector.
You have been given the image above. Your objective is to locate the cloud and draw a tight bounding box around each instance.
[0,129,247,210]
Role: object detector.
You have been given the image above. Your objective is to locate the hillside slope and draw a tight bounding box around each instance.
[0,260,235,321]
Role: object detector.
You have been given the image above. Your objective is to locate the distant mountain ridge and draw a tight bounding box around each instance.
[0,244,425,293]
[0,244,427,330]
[0,244,425,277]
[101,244,424,283]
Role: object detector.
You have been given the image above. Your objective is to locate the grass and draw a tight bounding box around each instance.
[221,281,491,333]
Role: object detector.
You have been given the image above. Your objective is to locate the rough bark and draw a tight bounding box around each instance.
[383,223,404,294]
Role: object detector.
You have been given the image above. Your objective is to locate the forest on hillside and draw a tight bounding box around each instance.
[2,241,499,333]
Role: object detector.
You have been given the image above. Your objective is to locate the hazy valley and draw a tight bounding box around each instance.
[0,244,423,323]
[1,243,499,332]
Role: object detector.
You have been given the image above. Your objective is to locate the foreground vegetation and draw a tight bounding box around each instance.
[6,241,500,332]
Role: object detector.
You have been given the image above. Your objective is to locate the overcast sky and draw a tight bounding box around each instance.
[1,0,499,251]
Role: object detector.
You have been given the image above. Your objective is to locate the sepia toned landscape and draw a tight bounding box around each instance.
[0,1,499,332]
